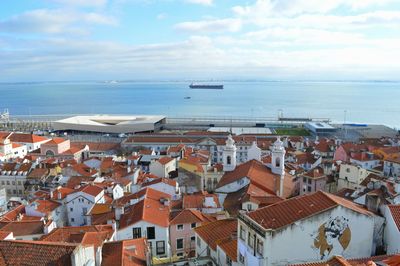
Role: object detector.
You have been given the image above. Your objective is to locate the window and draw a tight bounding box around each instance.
[13,190,16,195]
[177,252,184,257]
[176,238,184,250]
[256,239,264,256]
[346,168,350,173]
[17,181,21,185]
[6,189,11,194]
[191,236,195,242]
[247,204,252,211]
[303,177,306,182]
[276,157,281,167]
[227,156,231,165]
[177,224,184,231]
[1,181,4,185]
[248,232,254,248]
[308,179,312,185]
[147,227,155,240]
[132,228,141,239]
[226,256,232,266]
[156,241,165,255]
[239,225,245,240]
[197,237,201,247]
[70,208,73,212]
[71,218,74,222]
[191,223,196,228]
[12,181,15,185]
[6,181,10,185]
[18,190,22,195]
[239,253,245,264]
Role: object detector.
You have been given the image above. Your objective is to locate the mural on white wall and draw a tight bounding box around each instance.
[312,216,351,260]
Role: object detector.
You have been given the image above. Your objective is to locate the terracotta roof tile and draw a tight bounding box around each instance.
[141,177,176,188]
[88,203,112,215]
[51,187,75,200]
[127,136,196,145]
[183,193,221,209]
[223,184,282,216]
[30,200,61,214]
[194,218,237,250]
[387,205,400,232]
[71,142,120,151]
[66,176,96,189]
[27,168,49,180]
[43,137,67,145]
[0,231,12,240]
[290,254,396,266]
[303,167,325,179]
[9,133,48,144]
[114,187,171,207]
[218,238,237,262]
[102,238,148,266]
[119,197,170,229]
[41,225,114,243]
[169,209,214,225]
[0,205,25,222]
[20,216,43,222]
[157,157,174,165]
[247,191,373,231]
[217,159,295,198]
[0,221,44,236]
[0,240,78,265]
[79,185,104,197]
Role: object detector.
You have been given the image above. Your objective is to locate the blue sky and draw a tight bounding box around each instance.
[1,0,400,81]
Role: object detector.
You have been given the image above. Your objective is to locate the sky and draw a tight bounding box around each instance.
[1,0,400,82]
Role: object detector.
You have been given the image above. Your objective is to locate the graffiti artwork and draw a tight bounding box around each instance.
[312,216,351,260]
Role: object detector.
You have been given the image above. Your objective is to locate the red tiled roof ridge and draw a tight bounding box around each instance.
[43,224,113,235]
[3,239,78,247]
[169,209,208,225]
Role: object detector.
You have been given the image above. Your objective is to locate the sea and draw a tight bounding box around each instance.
[0,81,399,128]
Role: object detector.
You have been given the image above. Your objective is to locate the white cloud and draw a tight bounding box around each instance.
[184,0,213,6]
[1,0,400,81]
[174,18,242,33]
[0,9,117,35]
[233,0,398,17]
[244,28,365,47]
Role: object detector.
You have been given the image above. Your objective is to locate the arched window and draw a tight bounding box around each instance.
[276,157,281,168]
[46,150,55,157]
[227,156,231,165]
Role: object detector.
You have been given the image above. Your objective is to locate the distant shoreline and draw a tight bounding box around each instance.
[1,80,400,85]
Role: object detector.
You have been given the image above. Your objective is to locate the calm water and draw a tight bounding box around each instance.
[0,81,399,127]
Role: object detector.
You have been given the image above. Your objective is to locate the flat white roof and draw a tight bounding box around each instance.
[208,127,272,134]
[53,115,166,133]
[55,115,165,125]
[305,122,335,129]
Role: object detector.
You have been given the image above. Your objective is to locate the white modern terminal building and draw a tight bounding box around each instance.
[53,115,166,134]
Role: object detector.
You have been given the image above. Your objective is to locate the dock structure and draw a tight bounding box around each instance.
[0,114,331,134]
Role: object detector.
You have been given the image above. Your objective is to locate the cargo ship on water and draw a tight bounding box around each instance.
[189,83,223,89]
